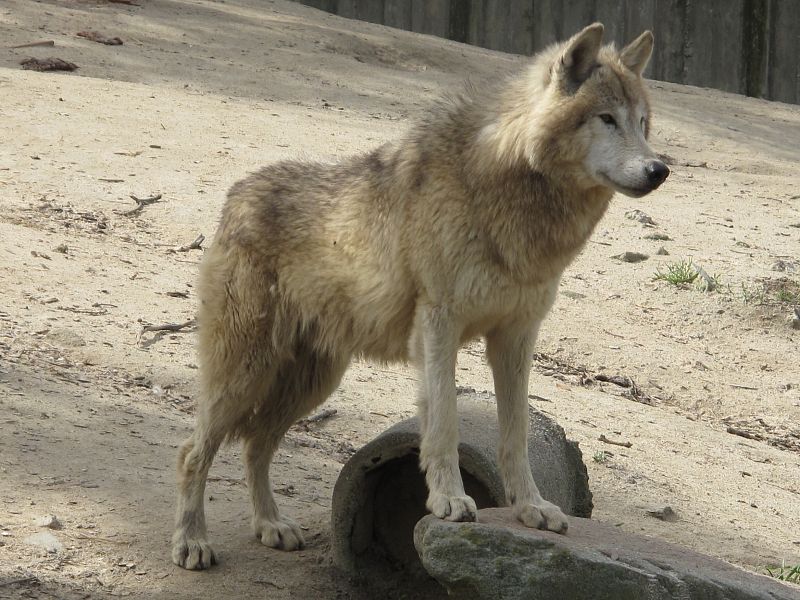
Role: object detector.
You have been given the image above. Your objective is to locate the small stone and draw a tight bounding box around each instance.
[594,374,631,387]
[24,531,62,553]
[656,246,669,255]
[625,209,656,226]
[772,260,797,273]
[613,251,649,263]
[790,310,800,330]
[54,243,69,254]
[35,515,63,530]
[561,290,586,300]
[646,505,678,522]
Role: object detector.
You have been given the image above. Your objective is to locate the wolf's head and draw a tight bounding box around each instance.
[486,23,669,198]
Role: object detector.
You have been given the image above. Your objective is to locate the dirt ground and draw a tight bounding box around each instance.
[1,1,799,598]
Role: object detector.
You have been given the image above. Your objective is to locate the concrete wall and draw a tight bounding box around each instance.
[294,0,800,105]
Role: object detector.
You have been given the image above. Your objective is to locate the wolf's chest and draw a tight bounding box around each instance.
[492,190,611,284]
[451,258,562,336]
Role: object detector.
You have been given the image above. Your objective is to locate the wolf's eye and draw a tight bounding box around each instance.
[599,113,617,127]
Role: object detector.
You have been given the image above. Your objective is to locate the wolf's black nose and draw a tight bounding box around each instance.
[645,160,669,188]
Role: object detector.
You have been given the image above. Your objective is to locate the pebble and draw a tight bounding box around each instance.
[656,246,669,255]
[772,260,797,273]
[613,251,649,263]
[625,209,656,226]
[561,290,587,300]
[35,515,63,530]
[646,505,678,522]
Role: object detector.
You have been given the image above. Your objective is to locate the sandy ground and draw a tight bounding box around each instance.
[1,1,799,598]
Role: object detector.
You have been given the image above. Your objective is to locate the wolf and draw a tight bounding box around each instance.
[172,23,668,570]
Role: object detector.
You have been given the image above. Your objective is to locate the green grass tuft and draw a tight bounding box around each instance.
[765,562,800,584]
[775,287,800,304]
[653,259,699,286]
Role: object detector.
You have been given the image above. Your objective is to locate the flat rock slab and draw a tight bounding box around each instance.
[415,508,800,600]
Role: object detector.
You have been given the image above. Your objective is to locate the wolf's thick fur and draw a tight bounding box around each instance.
[172,23,668,570]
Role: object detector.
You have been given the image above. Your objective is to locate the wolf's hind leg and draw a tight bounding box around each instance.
[173,311,278,568]
[172,397,241,570]
[416,305,477,522]
[245,346,349,551]
[486,324,568,534]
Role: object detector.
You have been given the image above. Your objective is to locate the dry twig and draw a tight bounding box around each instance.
[170,234,205,253]
[140,319,196,336]
[726,426,761,441]
[122,193,162,216]
[9,40,54,48]
[300,408,337,425]
[207,476,245,486]
[0,576,38,587]
[599,434,633,448]
[729,383,758,391]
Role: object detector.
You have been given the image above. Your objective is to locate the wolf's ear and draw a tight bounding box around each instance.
[620,31,654,76]
[555,23,604,89]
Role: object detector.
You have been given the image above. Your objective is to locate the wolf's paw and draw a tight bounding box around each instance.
[514,499,569,534]
[172,532,217,570]
[253,515,305,551]
[427,493,478,522]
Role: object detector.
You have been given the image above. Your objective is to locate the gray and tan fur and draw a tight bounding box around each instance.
[172,23,669,570]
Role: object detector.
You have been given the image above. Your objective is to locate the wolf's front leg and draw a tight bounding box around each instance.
[415,305,476,522]
[486,324,568,533]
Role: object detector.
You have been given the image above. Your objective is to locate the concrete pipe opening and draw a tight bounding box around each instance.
[330,391,593,579]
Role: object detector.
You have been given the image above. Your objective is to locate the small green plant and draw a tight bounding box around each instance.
[765,562,800,584]
[739,278,800,306]
[592,451,609,464]
[654,259,699,286]
[775,287,800,305]
[739,282,766,305]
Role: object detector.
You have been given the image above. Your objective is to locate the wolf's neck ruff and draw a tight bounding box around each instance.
[385,82,615,284]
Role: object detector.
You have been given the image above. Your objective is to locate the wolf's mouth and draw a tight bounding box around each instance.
[598,173,651,198]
